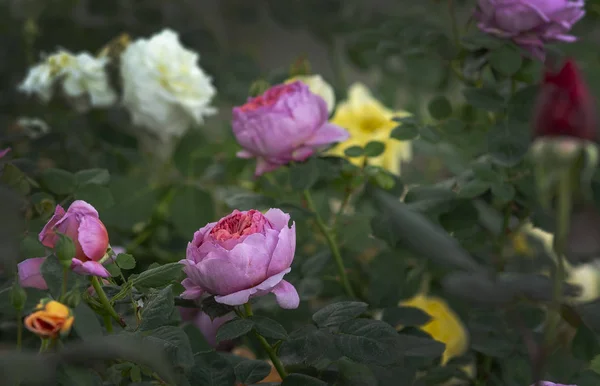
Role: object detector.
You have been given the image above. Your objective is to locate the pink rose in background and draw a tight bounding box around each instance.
[232,81,349,176]
[17,257,48,290]
[179,308,235,349]
[38,200,110,277]
[531,382,576,386]
[180,208,299,309]
[0,148,10,159]
[474,0,585,60]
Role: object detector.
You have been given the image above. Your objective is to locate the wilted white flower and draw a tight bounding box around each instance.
[120,29,217,142]
[16,117,51,139]
[18,50,117,109]
[286,74,335,114]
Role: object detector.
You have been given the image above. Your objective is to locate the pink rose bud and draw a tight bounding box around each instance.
[38,200,111,277]
[533,59,597,141]
[17,257,48,290]
[0,148,11,159]
[232,81,349,176]
[474,0,585,60]
[180,209,299,309]
[179,308,234,349]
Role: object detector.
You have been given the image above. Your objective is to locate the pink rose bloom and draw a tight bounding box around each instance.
[474,0,585,60]
[179,308,234,349]
[38,200,110,277]
[531,382,576,386]
[232,81,349,176]
[17,257,48,290]
[0,148,10,159]
[180,209,299,309]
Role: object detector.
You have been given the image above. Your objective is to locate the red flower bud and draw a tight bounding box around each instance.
[532,59,597,141]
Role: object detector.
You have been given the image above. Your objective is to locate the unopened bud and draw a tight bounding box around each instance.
[55,233,76,268]
[11,282,27,312]
[249,79,271,98]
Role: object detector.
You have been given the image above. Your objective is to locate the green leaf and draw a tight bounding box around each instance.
[41,255,78,298]
[41,168,76,195]
[363,141,386,158]
[116,253,136,270]
[102,176,158,230]
[21,235,47,259]
[369,188,482,272]
[169,185,214,238]
[487,120,530,167]
[57,366,103,386]
[216,318,254,343]
[590,354,600,375]
[334,319,403,366]
[140,285,175,331]
[234,359,272,384]
[201,296,236,320]
[183,323,213,354]
[222,191,275,211]
[189,352,236,386]
[143,326,195,370]
[0,164,31,194]
[289,158,320,191]
[312,301,369,327]
[105,263,121,277]
[344,146,364,157]
[282,374,328,386]
[173,131,212,178]
[489,45,522,76]
[75,169,110,186]
[278,326,335,367]
[491,183,516,202]
[72,302,103,340]
[336,357,378,386]
[458,180,491,199]
[132,263,183,289]
[461,31,505,50]
[397,332,445,358]
[74,185,114,210]
[428,96,453,120]
[252,316,288,340]
[381,306,431,327]
[391,124,419,141]
[463,87,505,112]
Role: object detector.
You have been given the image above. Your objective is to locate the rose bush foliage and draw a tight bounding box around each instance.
[2,1,600,386]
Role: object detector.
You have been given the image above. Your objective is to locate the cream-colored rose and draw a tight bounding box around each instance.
[120,29,217,143]
[18,50,116,109]
[286,74,335,114]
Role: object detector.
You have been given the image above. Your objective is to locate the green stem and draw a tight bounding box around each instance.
[91,276,126,328]
[38,338,49,354]
[16,310,22,352]
[303,190,356,298]
[448,0,460,47]
[243,303,288,379]
[61,267,68,298]
[103,315,113,334]
[543,170,571,349]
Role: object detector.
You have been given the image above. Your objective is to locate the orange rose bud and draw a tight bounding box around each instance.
[24,300,74,339]
[532,58,597,141]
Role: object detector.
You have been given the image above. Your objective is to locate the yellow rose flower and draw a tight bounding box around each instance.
[286,74,335,114]
[24,300,74,339]
[400,294,468,365]
[328,83,412,175]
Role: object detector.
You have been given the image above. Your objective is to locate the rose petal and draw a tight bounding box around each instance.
[254,157,281,177]
[236,150,254,159]
[17,257,48,290]
[271,279,300,309]
[77,216,109,261]
[304,122,350,147]
[0,148,11,159]
[266,222,296,277]
[264,208,291,231]
[39,205,66,248]
[180,277,205,300]
[214,268,291,306]
[71,259,111,277]
[66,200,100,218]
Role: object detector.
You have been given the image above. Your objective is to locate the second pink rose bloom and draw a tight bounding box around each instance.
[180,208,299,309]
[232,81,349,177]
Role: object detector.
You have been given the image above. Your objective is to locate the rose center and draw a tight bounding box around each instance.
[210,210,269,241]
[239,83,295,112]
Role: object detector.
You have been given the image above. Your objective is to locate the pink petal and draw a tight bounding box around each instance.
[66,200,100,218]
[17,257,48,290]
[254,157,281,177]
[180,278,205,300]
[71,259,111,277]
[264,208,291,231]
[38,205,66,248]
[0,148,11,159]
[236,150,255,159]
[266,223,296,277]
[271,279,299,309]
[214,268,291,306]
[304,123,350,147]
[77,216,109,261]
[291,147,314,162]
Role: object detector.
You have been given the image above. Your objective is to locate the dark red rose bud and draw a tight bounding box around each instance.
[533,59,597,141]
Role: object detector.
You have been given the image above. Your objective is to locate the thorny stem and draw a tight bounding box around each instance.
[91,276,126,329]
[303,189,356,298]
[243,303,288,380]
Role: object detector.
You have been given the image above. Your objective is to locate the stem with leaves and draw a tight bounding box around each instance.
[91,276,126,329]
[302,189,356,298]
[243,303,288,380]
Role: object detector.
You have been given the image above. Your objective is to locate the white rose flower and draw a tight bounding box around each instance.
[18,50,117,109]
[120,29,217,142]
[286,74,335,114]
